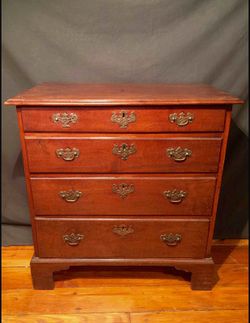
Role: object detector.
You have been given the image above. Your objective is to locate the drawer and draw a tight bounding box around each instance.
[30,175,216,216]
[35,217,209,258]
[21,107,226,132]
[25,134,222,173]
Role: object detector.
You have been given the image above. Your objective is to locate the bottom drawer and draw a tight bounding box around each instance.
[35,217,209,259]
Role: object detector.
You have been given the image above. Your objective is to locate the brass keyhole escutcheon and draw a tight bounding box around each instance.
[112,183,135,198]
[111,110,136,129]
[112,224,135,236]
[112,143,137,160]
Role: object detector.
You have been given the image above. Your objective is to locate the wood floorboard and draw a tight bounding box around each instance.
[2,263,248,290]
[2,246,34,268]
[2,313,130,323]
[3,310,248,323]
[2,240,248,323]
[130,309,248,323]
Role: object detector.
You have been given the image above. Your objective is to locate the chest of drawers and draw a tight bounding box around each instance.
[5,83,243,290]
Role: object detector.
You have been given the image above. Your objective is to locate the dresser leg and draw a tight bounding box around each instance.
[190,262,217,290]
[30,256,217,290]
[30,262,55,290]
[30,257,70,290]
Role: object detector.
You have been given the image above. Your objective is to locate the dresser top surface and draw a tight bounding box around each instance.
[5,83,243,106]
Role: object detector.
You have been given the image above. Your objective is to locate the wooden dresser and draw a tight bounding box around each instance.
[5,83,243,290]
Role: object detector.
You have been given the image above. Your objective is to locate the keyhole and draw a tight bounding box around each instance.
[122,112,125,118]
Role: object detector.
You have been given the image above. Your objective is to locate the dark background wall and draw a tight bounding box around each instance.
[2,0,248,245]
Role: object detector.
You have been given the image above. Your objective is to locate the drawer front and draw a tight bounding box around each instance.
[21,107,226,132]
[35,217,209,258]
[30,176,216,216]
[25,135,222,173]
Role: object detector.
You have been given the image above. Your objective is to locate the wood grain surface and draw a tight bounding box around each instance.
[21,107,226,132]
[205,110,232,256]
[4,83,244,106]
[25,134,222,173]
[34,217,209,258]
[30,176,216,216]
[2,240,248,323]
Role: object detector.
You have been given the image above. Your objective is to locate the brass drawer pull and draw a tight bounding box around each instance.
[111,110,136,128]
[112,143,137,160]
[56,148,80,161]
[59,190,82,203]
[163,189,187,203]
[167,147,192,162]
[52,112,78,128]
[112,183,134,198]
[63,233,84,246]
[160,233,182,246]
[169,112,194,127]
[113,224,135,236]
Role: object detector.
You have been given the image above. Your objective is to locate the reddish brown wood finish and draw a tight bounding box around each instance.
[30,175,216,216]
[30,261,70,290]
[16,109,39,255]
[4,83,243,106]
[21,107,226,132]
[5,83,243,290]
[25,134,222,173]
[190,261,217,290]
[205,110,232,256]
[30,256,216,290]
[35,217,209,258]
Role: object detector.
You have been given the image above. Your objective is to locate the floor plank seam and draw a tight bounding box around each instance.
[124,308,249,314]
[3,308,248,317]
[3,287,248,292]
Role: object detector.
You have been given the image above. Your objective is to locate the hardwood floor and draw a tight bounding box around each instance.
[2,240,248,323]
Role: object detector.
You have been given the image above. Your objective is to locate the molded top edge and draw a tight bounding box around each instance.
[4,83,244,106]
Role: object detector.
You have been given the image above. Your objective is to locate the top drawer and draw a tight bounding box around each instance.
[20,107,226,132]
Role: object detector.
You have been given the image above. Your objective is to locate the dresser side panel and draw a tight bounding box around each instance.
[206,108,232,256]
[16,108,38,255]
